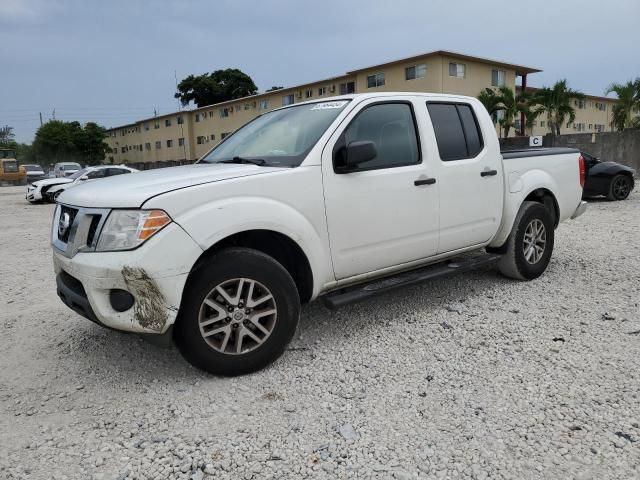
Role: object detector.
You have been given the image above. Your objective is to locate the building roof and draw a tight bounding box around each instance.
[347,49,542,76]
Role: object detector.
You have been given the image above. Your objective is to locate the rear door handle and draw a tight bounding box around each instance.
[480,169,498,177]
[414,178,436,186]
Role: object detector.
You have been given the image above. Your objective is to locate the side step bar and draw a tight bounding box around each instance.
[322,253,502,309]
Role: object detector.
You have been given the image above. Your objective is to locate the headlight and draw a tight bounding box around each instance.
[96,209,172,251]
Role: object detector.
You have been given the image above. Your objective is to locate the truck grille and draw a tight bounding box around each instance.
[52,204,111,258]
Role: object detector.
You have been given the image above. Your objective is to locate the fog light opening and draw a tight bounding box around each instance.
[109,289,135,312]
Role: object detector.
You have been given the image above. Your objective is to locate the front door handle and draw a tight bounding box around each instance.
[414,178,436,186]
[480,169,498,177]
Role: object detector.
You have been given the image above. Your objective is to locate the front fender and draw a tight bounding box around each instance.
[169,197,333,299]
[490,169,561,248]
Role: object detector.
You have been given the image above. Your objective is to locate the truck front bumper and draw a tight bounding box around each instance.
[52,223,203,334]
[571,200,588,219]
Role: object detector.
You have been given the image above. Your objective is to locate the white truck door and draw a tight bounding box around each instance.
[322,99,439,280]
[425,101,503,253]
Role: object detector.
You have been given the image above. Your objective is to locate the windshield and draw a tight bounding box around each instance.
[200,100,350,167]
[63,164,81,170]
[69,168,89,179]
[23,165,42,172]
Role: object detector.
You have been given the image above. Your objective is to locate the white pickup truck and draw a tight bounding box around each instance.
[52,93,587,375]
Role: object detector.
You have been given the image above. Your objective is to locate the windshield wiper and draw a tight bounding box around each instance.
[219,156,266,166]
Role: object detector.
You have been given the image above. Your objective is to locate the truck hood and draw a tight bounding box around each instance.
[58,163,288,208]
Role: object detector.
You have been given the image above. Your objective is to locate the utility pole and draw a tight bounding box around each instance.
[52,109,56,120]
[39,112,43,126]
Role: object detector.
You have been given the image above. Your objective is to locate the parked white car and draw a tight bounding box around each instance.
[51,93,587,376]
[27,165,138,203]
[54,162,82,177]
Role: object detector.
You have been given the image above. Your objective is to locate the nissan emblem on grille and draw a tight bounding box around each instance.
[58,212,71,238]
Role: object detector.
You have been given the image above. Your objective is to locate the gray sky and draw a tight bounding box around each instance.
[2,0,639,143]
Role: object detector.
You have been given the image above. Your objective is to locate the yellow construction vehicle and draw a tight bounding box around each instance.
[0,148,27,185]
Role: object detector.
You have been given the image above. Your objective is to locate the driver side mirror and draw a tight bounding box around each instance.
[79,175,88,181]
[335,141,377,172]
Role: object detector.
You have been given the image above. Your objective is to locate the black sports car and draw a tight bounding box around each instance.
[582,151,635,201]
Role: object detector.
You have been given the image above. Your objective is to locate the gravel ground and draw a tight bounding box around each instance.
[0,185,639,480]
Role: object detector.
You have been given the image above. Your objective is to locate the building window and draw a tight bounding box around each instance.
[366,73,385,88]
[177,116,183,125]
[154,122,160,129]
[244,103,252,110]
[165,118,171,127]
[282,94,295,106]
[144,123,149,131]
[259,100,269,110]
[196,136,205,145]
[195,113,201,122]
[121,147,126,153]
[144,143,151,150]
[221,132,231,139]
[449,63,466,78]
[540,121,545,128]
[219,108,229,118]
[138,144,142,150]
[339,82,355,94]
[405,64,427,80]
[210,134,215,140]
[178,137,185,146]
[155,141,161,149]
[318,87,326,96]
[305,89,313,98]
[166,139,173,148]
[491,69,506,87]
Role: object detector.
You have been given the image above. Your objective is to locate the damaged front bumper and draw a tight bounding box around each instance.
[53,223,203,334]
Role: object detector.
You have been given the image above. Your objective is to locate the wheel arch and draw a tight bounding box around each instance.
[187,229,315,304]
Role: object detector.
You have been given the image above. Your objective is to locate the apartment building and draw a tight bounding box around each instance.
[516,87,617,136]
[105,50,543,164]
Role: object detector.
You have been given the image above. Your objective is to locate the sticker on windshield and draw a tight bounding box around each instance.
[310,101,348,110]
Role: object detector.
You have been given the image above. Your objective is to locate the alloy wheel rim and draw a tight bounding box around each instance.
[613,177,629,198]
[198,278,277,355]
[523,219,546,264]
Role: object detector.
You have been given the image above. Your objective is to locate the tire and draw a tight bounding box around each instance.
[498,201,554,280]
[607,174,632,201]
[174,247,300,376]
[52,190,62,202]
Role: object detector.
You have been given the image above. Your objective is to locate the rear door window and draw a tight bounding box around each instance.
[427,103,484,161]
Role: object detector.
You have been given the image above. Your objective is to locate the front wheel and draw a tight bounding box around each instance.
[174,247,300,376]
[498,201,555,280]
[607,174,632,201]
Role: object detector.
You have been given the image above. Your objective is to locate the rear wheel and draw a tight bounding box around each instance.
[174,247,300,376]
[608,174,632,201]
[498,201,554,280]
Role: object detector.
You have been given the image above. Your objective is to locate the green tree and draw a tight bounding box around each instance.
[174,68,258,107]
[605,78,640,131]
[532,80,584,135]
[478,88,502,116]
[495,86,521,138]
[265,86,284,92]
[0,125,15,145]
[32,120,109,165]
[517,90,543,136]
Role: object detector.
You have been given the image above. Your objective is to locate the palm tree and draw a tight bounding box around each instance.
[517,90,543,136]
[532,80,584,135]
[605,78,640,131]
[478,88,506,136]
[495,86,521,138]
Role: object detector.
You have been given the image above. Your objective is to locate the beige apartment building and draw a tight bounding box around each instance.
[517,87,618,137]
[105,50,617,165]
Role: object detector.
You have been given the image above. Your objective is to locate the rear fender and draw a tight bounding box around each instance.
[490,169,560,248]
